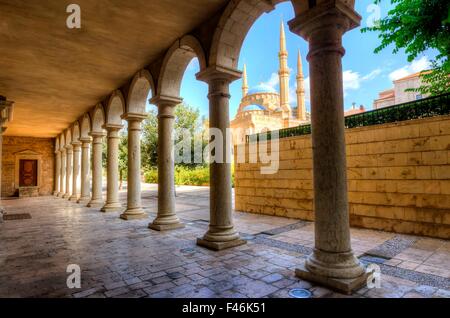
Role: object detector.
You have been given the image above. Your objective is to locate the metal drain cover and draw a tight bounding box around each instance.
[289,288,312,298]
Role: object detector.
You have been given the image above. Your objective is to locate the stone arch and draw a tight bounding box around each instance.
[105,90,125,125]
[157,35,207,97]
[65,128,72,146]
[127,69,155,114]
[91,103,105,133]
[209,0,307,69]
[80,113,91,139]
[72,121,80,143]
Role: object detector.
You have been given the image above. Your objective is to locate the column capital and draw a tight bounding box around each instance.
[196,65,242,84]
[71,141,81,150]
[79,137,92,145]
[65,144,73,151]
[288,0,361,40]
[102,124,123,132]
[121,112,147,122]
[89,131,106,138]
[149,95,183,108]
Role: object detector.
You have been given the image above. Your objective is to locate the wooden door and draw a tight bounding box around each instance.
[19,159,38,187]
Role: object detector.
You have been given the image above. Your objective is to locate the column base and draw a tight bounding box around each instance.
[101,203,122,213]
[148,214,184,231]
[87,199,103,208]
[77,197,91,204]
[53,191,59,196]
[69,195,79,202]
[57,192,64,198]
[62,193,71,199]
[120,210,147,220]
[295,262,368,295]
[149,222,185,231]
[196,238,246,251]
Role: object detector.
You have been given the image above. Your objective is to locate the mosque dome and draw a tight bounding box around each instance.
[247,84,277,95]
[242,104,266,112]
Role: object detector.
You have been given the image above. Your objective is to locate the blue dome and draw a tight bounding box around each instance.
[242,104,266,111]
[247,84,277,95]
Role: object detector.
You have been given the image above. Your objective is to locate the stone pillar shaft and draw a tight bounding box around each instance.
[78,140,91,203]
[289,1,366,294]
[120,114,147,220]
[54,151,61,195]
[63,146,73,199]
[87,134,104,207]
[59,149,66,196]
[101,126,122,212]
[149,96,184,230]
[70,143,81,201]
[195,67,245,250]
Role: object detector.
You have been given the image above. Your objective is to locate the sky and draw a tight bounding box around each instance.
[170,0,438,119]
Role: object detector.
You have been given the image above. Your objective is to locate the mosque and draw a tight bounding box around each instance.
[230,22,310,144]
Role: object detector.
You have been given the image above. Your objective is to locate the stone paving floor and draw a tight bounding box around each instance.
[0,184,449,298]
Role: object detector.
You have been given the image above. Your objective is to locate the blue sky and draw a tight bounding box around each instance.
[175,0,437,119]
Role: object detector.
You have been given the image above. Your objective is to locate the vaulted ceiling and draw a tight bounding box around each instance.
[0,0,228,137]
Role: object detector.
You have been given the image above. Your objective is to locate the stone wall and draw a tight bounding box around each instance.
[1,136,55,197]
[234,115,450,239]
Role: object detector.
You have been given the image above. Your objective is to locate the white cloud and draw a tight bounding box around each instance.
[343,70,361,91]
[362,68,382,81]
[341,68,382,96]
[411,56,431,72]
[389,56,431,81]
[261,72,279,89]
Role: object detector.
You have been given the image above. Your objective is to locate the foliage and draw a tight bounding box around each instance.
[141,103,205,169]
[143,165,236,187]
[118,131,128,189]
[141,108,158,169]
[174,166,209,186]
[361,0,450,95]
[143,166,209,186]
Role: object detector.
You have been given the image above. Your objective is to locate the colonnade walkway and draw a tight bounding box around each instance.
[0,185,449,298]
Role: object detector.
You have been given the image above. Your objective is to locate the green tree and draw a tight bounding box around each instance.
[141,103,204,169]
[362,0,450,95]
[118,131,128,190]
[141,108,159,169]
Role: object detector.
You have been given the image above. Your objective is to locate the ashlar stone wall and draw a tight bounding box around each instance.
[1,136,55,197]
[234,115,450,239]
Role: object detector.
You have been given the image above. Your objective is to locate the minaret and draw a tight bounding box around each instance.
[296,50,306,121]
[278,20,290,116]
[242,64,248,97]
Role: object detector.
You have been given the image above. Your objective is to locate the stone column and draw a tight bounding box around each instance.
[289,1,366,294]
[78,138,91,204]
[195,66,246,250]
[0,126,5,212]
[69,142,81,201]
[101,125,122,212]
[54,150,61,196]
[59,148,66,197]
[120,113,147,220]
[149,96,184,230]
[63,145,73,199]
[87,133,104,207]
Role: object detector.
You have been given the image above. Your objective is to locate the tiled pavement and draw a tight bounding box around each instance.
[0,184,449,298]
